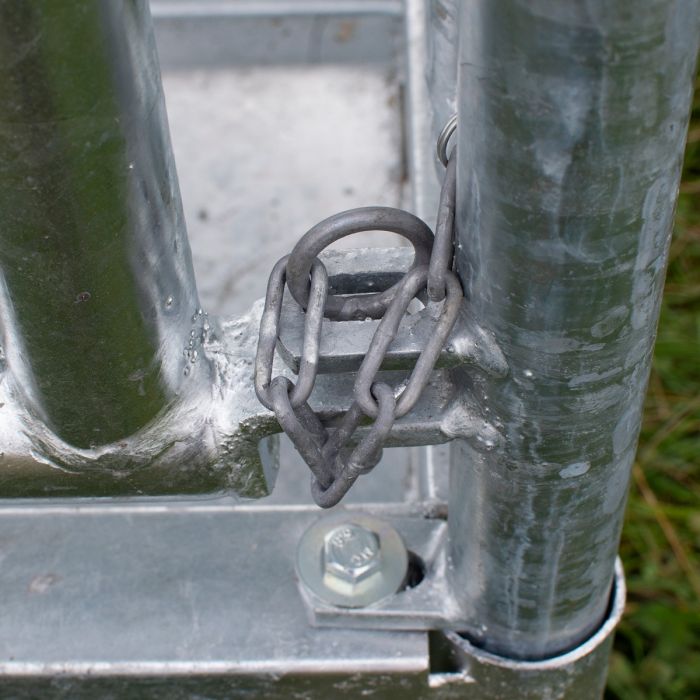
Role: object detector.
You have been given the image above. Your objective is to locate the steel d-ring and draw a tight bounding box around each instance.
[285,206,433,321]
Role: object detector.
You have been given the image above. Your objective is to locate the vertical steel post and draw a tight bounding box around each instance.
[0,1,203,448]
[448,0,700,660]
[426,0,458,147]
[406,0,460,222]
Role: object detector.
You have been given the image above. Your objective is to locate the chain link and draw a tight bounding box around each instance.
[254,117,462,508]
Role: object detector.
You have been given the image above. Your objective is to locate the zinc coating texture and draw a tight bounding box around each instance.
[0,503,625,699]
[0,0,203,447]
[448,0,700,660]
[0,0,656,697]
[0,0,273,498]
[427,0,459,159]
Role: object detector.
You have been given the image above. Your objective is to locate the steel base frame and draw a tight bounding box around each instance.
[0,501,623,699]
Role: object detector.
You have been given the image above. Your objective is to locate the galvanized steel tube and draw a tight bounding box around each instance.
[0,1,202,448]
[448,0,700,659]
[426,0,458,151]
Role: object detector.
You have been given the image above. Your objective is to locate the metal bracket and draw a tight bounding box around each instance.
[249,246,508,491]
[296,510,625,638]
[276,248,507,376]
[292,509,627,699]
[297,514,461,630]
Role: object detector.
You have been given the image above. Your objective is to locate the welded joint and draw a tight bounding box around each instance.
[296,511,626,635]
[0,248,508,499]
[295,511,627,697]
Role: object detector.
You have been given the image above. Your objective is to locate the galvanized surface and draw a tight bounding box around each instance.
[0,504,429,699]
[158,4,406,318]
[0,0,272,498]
[276,249,508,377]
[0,502,625,700]
[0,0,411,499]
[0,1,203,448]
[153,0,402,70]
[404,0,441,222]
[164,62,406,318]
[426,0,457,160]
[440,562,625,700]
[449,0,700,660]
[301,512,458,630]
[0,0,647,697]
[0,6,463,699]
[297,512,625,642]
[0,0,453,505]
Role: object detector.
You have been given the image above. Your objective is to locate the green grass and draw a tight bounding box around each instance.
[606,78,700,700]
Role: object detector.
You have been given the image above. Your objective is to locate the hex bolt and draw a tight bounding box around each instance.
[297,513,409,608]
[323,524,382,591]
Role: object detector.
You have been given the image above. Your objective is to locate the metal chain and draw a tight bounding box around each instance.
[255,117,461,508]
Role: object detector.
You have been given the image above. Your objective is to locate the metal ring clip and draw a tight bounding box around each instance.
[436,113,457,168]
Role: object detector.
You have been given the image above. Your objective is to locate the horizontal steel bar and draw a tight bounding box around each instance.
[0,501,625,699]
[150,0,403,19]
[0,505,427,696]
[0,246,505,497]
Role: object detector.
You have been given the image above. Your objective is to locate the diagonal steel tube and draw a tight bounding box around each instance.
[0,1,279,499]
[0,0,203,448]
[448,0,700,660]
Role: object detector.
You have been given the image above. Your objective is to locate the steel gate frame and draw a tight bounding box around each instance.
[0,1,697,698]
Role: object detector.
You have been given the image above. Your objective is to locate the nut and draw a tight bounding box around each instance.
[323,523,382,590]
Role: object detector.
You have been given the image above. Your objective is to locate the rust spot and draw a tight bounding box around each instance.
[335,20,356,44]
